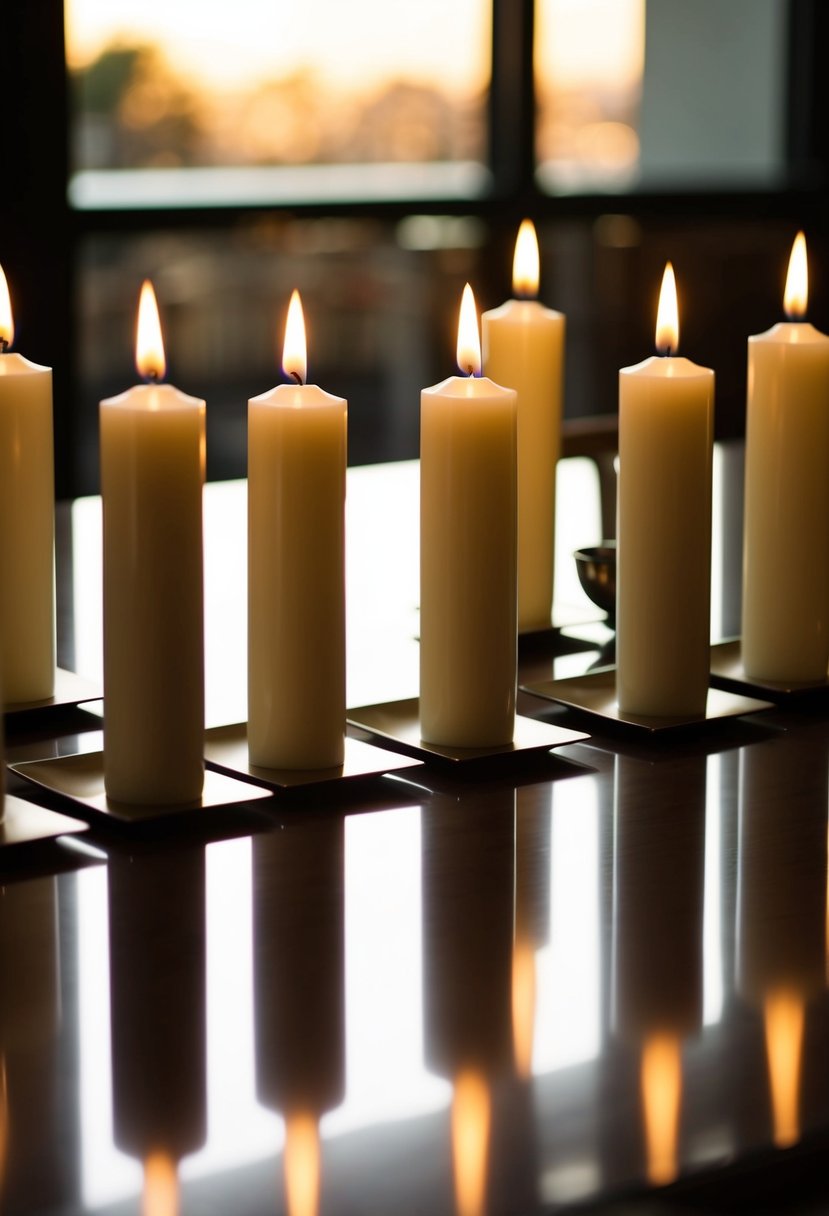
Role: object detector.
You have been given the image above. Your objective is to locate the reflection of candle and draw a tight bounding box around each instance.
[284,1112,321,1216]
[617,263,714,716]
[252,821,345,1119]
[0,262,55,705]
[253,822,344,1216]
[422,790,515,1078]
[142,1151,179,1216]
[612,753,705,1041]
[641,1032,682,1185]
[741,232,829,682]
[737,728,828,1148]
[101,281,205,805]
[420,284,517,747]
[248,291,347,769]
[511,786,551,1079]
[763,987,805,1149]
[511,937,536,1082]
[109,847,207,1166]
[452,1069,491,1216]
[0,876,61,1207]
[482,220,565,632]
[613,753,705,1189]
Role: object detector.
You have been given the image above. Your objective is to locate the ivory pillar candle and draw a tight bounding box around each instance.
[741,232,829,682]
[0,263,55,705]
[482,220,565,632]
[248,291,346,770]
[100,282,205,805]
[617,264,714,717]
[420,284,517,748]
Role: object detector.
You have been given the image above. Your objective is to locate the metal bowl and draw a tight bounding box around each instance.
[574,542,617,623]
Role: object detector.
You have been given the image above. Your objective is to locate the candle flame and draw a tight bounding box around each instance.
[0,263,14,348]
[452,1070,491,1216]
[282,289,307,385]
[284,1112,321,1216]
[641,1032,682,1186]
[456,283,481,376]
[142,1152,179,1216]
[512,219,540,299]
[512,935,537,1080]
[655,262,679,356]
[784,232,808,320]
[136,280,166,382]
[764,987,804,1148]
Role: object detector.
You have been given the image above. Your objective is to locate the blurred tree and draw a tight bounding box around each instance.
[72,43,205,168]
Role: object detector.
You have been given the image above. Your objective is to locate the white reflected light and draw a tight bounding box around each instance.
[71,497,104,684]
[703,754,724,1025]
[710,444,724,642]
[533,777,601,1071]
[325,806,450,1134]
[77,866,141,1207]
[193,839,281,1171]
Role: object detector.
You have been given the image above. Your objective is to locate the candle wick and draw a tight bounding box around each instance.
[0,337,8,355]
[466,365,474,377]
[290,371,304,386]
[145,369,160,384]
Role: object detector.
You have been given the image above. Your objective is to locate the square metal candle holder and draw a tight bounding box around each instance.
[205,726,424,789]
[346,698,589,763]
[521,668,773,736]
[10,751,273,826]
[1,794,88,852]
[710,639,829,700]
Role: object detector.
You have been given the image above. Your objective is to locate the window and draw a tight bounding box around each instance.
[1,0,826,497]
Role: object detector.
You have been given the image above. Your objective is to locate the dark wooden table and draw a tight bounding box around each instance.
[3,448,829,1215]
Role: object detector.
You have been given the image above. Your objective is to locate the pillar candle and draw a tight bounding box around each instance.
[482,220,565,632]
[0,263,55,705]
[420,284,517,747]
[248,290,346,770]
[100,281,205,805]
[617,263,714,717]
[741,232,829,682]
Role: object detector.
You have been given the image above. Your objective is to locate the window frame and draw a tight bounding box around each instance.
[1,0,826,496]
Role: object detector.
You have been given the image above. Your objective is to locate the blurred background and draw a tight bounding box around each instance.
[2,0,827,496]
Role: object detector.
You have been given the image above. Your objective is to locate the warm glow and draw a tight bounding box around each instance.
[65,0,490,95]
[764,987,805,1149]
[282,289,307,385]
[655,262,679,356]
[512,219,540,299]
[135,280,166,381]
[284,1113,321,1216]
[536,0,645,91]
[452,1070,491,1216]
[641,1033,682,1186]
[456,283,481,376]
[784,231,808,320]
[0,264,13,348]
[142,1152,179,1216]
[512,936,537,1079]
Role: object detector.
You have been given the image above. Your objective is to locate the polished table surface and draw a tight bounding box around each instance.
[3,449,829,1215]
